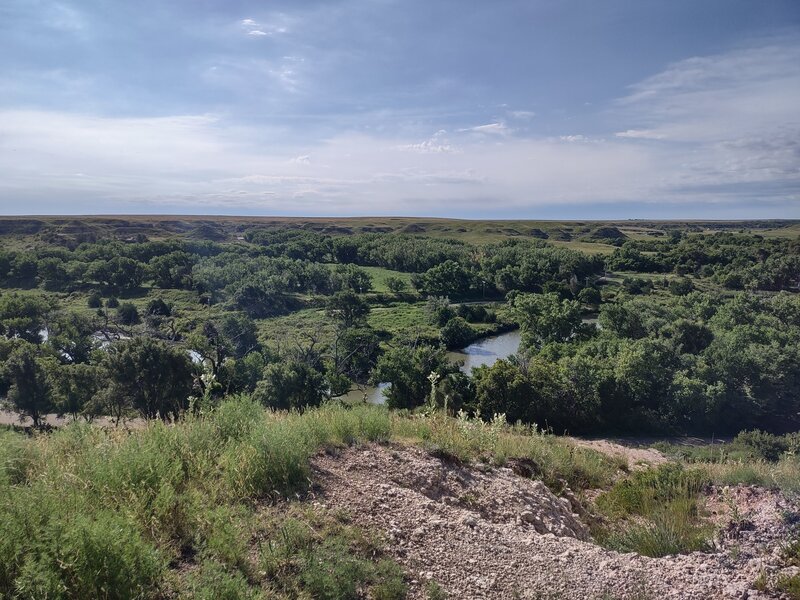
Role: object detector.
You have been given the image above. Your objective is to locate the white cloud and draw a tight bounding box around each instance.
[398,130,458,154]
[45,2,86,33]
[238,16,290,37]
[2,34,799,219]
[0,110,666,213]
[558,135,602,143]
[508,110,536,119]
[615,39,800,143]
[614,129,665,140]
[609,36,800,199]
[203,56,304,93]
[459,122,510,135]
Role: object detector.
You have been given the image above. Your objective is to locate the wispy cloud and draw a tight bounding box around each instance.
[239,16,288,37]
[0,36,797,217]
[508,110,535,120]
[459,122,510,136]
[610,36,800,200]
[615,38,800,143]
[614,129,665,140]
[398,130,458,153]
[558,134,605,143]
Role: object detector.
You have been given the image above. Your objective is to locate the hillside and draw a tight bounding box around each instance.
[2,402,799,599]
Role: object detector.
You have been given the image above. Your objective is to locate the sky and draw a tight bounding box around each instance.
[0,0,799,219]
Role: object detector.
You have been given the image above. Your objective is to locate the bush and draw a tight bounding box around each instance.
[117,302,140,325]
[440,317,474,349]
[106,296,120,308]
[577,287,601,306]
[733,430,789,462]
[599,501,711,557]
[145,297,172,317]
[1,504,164,600]
[597,463,708,516]
[669,278,694,296]
[221,419,313,499]
[87,292,102,309]
[385,276,407,293]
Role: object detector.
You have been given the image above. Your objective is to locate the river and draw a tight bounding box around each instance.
[340,328,522,405]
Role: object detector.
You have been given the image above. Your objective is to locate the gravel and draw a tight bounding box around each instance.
[311,443,797,599]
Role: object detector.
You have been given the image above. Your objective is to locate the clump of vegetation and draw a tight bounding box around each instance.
[0,398,629,597]
[0,400,402,598]
[777,574,800,600]
[260,508,406,600]
[594,464,712,557]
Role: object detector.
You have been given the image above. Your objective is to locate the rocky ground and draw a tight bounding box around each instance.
[311,443,798,599]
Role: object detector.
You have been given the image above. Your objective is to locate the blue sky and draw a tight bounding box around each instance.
[0,0,798,218]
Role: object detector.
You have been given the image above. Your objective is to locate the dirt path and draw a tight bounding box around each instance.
[311,443,794,599]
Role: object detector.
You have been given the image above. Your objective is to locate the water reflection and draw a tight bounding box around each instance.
[342,329,522,405]
[447,329,522,373]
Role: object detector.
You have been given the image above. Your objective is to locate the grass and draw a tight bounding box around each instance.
[0,398,623,598]
[777,574,800,599]
[0,400,399,598]
[654,431,800,494]
[594,463,713,557]
[259,507,406,600]
[392,411,620,490]
[7,396,798,596]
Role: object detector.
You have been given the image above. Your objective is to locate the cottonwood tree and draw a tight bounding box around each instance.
[325,291,369,328]
[511,292,583,350]
[2,342,56,427]
[99,337,194,422]
[252,360,325,410]
[372,344,458,409]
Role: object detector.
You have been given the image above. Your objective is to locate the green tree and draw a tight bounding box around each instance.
[512,292,582,350]
[372,344,457,409]
[145,297,172,317]
[472,359,534,423]
[87,292,102,309]
[0,293,54,344]
[48,312,97,364]
[100,337,194,421]
[148,251,193,289]
[663,319,714,354]
[117,302,140,325]
[2,342,55,427]
[330,326,381,383]
[252,360,325,410]
[598,304,646,339]
[37,257,68,290]
[385,276,407,293]
[332,264,373,293]
[416,260,472,297]
[325,291,369,327]
[440,317,474,349]
[53,362,105,419]
[577,287,601,307]
[669,278,694,296]
[424,296,454,326]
